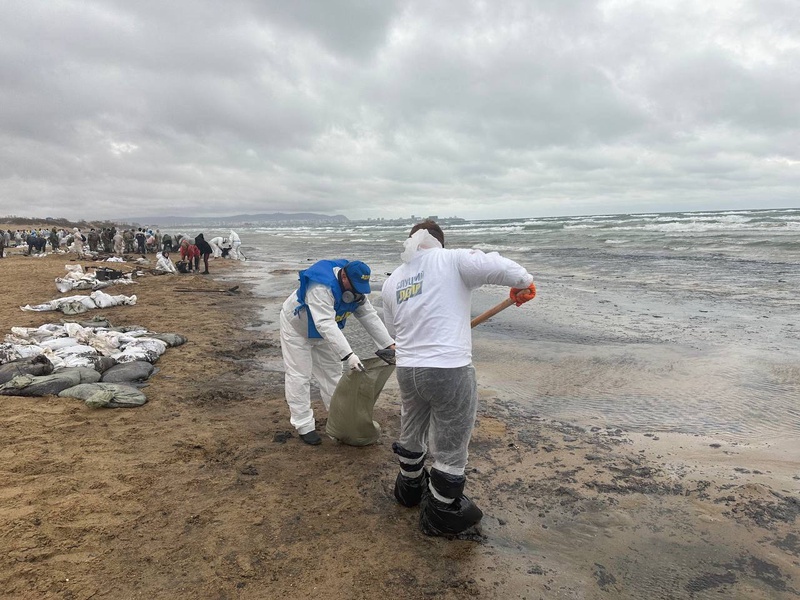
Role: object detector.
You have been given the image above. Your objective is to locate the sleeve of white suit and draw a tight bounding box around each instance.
[455,249,533,289]
[304,283,355,360]
[354,298,395,349]
[380,287,397,339]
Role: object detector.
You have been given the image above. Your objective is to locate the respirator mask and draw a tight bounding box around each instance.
[338,267,366,305]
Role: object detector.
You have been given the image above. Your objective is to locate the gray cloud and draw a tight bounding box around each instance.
[0,0,798,221]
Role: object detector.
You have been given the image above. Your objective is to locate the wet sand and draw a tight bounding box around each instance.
[0,244,798,599]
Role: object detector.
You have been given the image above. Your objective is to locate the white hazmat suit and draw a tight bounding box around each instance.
[155,252,178,274]
[381,227,535,536]
[229,230,241,259]
[279,264,394,438]
[208,237,224,258]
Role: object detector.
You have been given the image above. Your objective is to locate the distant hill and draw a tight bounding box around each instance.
[0,215,134,230]
[129,212,349,228]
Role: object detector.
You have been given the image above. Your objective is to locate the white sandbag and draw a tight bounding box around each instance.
[54,344,97,357]
[0,344,47,363]
[63,323,87,338]
[40,337,80,350]
[21,295,98,312]
[21,292,135,313]
[0,343,18,364]
[54,344,99,369]
[111,338,167,363]
[60,355,98,369]
[8,327,36,341]
[89,290,137,308]
[8,324,65,343]
[55,278,77,293]
[61,301,90,315]
[66,326,123,357]
[86,331,124,356]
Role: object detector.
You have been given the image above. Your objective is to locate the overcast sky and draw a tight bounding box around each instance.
[1,0,798,221]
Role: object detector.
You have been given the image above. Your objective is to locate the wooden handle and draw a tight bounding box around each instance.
[470,297,516,328]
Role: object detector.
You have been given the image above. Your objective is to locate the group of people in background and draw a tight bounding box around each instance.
[1,226,161,258]
[0,226,243,276]
[167,230,242,274]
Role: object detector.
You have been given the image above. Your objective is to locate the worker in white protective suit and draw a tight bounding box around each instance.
[279,259,395,445]
[208,236,226,258]
[154,250,178,274]
[381,220,537,537]
[70,228,86,258]
[229,230,241,259]
[207,237,220,258]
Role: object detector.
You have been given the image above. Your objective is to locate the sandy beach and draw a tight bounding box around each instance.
[0,242,798,599]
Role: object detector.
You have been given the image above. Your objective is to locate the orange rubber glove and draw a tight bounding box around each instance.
[509,283,536,306]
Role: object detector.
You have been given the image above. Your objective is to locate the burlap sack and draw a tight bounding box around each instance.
[325,357,395,446]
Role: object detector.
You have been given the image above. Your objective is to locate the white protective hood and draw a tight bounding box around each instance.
[400,229,443,263]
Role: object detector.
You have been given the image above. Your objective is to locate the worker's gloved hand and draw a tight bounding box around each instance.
[510,283,537,307]
[376,347,396,365]
[346,353,366,372]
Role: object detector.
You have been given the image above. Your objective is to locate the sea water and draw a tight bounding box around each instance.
[194,207,800,443]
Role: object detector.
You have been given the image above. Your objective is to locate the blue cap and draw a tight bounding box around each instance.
[343,261,372,295]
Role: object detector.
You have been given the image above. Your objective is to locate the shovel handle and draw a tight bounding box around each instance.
[471,297,516,328]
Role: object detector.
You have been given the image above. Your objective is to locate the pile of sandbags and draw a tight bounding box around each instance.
[0,321,187,408]
[55,264,137,293]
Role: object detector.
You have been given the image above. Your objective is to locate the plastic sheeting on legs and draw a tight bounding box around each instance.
[325,357,395,446]
[395,365,478,475]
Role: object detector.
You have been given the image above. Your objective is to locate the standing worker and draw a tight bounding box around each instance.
[135,228,147,255]
[229,230,241,259]
[194,233,213,274]
[279,259,395,445]
[113,230,124,257]
[381,220,536,537]
[49,227,59,252]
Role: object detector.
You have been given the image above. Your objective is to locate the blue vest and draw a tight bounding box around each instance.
[294,259,361,338]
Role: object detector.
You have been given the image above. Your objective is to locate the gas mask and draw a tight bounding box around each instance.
[338,268,366,305]
[341,290,366,304]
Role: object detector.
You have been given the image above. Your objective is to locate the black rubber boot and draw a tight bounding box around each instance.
[419,468,483,537]
[394,471,429,507]
[392,443,427,508]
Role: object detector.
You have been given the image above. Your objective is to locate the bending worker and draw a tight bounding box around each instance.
[381,220,536,537]
[280,259,395,445]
